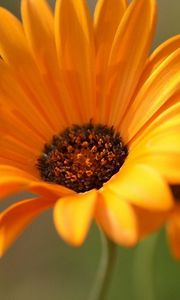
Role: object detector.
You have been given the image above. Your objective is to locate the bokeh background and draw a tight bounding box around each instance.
[0,0,179,299]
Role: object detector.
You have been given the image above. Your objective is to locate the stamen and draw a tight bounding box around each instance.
[37,123,128,192]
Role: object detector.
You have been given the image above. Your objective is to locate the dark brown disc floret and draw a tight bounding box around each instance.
[37,123,128,193]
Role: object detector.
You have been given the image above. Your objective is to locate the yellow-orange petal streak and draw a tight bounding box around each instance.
[129,93,180,149]
[96,190,138,246]
[167,206,180,259]
[21,0,55,72]
[55,0,95,123]
[106,163,173,210]
[130,113,180,156]
[21,0,72,126]
[101,0,156,125]
[137,127,180,155]
[121,50,180,143]
[94,0,127,109]
[0,7,29,65]
[121,49,180,143]
[137,35,180,89]
[0,197,55,256]
[0,64,56,142]
[131,154,180,185]
[53,189,97,246]
[127,96,180,184]
[0,8,65,134]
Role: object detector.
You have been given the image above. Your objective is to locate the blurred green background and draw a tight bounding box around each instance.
[0,0,179,299]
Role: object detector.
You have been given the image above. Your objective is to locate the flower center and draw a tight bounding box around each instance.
[37,123,128,193]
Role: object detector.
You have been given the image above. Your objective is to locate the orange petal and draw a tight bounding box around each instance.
[0,76,53,145]
[0,165,35,199]
[21,0,55,71]
[121,49,180,143]
[0,8,66,134]
[106,162,173,210]
[129,93,180,149]
[0,164,75,201]
[96,190,138,246]
[0,197,55,256]
[0,132,40,176]
[100,0,156,125]
[30,181,75,200]
[21,0,71,126]
[94,0,127,108]
[0,105,46,151]
[133,205,168,238]
[53,189,97,246]
[167,206,180,259]
[55,0,95,123]
[139,35,180,88]
[0,7,29,65]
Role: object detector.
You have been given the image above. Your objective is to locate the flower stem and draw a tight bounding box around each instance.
[88,230,118,300]
[133,232,159,300]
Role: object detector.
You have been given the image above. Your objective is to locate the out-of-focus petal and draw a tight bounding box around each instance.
[133,205,169,238]
[96,189,138,246]
[167,206,180,259]
[53,189,97,246]
[0,197,55,256]
[106,162,173,210]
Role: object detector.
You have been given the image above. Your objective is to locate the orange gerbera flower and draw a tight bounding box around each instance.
[0,0,179,256]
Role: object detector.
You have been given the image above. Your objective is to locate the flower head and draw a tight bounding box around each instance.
[0,0,179,256]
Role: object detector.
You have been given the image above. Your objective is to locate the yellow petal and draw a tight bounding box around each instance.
[106,162,173,210]
[121,49,180,143]
[128,102,180,185]
[167,206,180,259]
[131,154,180,185]
[100,0,156,125]
[142,128,180,153]
[131,120,180,157]
[55,0,95,123]
[96,190,138,246]
[94,0,127,108]
[0,197,54,256]
[53,190,97,246]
